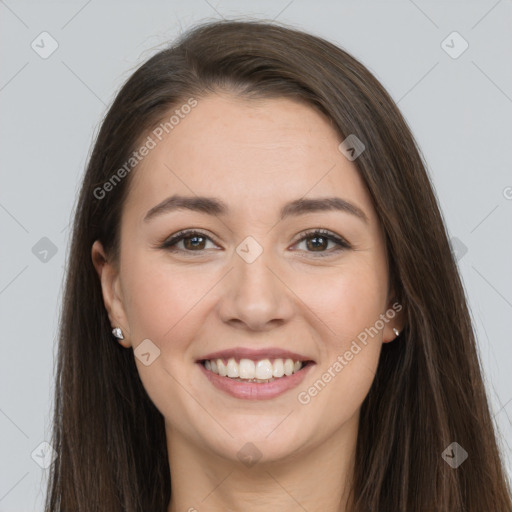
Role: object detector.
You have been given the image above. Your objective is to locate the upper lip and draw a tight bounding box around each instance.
[197,347,314,362]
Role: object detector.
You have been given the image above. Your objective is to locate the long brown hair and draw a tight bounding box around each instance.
[45,19,512,511]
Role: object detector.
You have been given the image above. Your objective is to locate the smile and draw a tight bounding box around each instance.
[197,357,315,400]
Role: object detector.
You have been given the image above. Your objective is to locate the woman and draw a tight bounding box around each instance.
[44,19,512,512]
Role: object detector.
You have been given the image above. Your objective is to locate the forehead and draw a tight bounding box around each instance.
[123,93,378,226]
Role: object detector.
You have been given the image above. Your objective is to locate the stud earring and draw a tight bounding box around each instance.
[392,327,400,337]
[112,327,124,340]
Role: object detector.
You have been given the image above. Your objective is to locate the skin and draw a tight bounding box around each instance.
[92,93,403,512]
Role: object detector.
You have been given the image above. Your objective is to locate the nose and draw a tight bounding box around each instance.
[216,245,295,331]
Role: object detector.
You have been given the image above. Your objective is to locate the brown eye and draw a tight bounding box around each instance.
[182,234,207,250]
[159,228,350,257]
[160,230,218,253]
[305,234,329,251]
[292,229,351,256]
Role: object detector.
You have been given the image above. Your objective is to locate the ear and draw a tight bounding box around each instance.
[383,290,405,344]
[91,240,131,348]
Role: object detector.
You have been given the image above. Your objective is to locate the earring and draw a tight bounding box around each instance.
[392,327,400,337]
[112,327,124,340]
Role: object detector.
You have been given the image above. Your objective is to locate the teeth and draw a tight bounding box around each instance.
[239,358,255,379]
[203,357,305,380]
[231,377,276,383]
[272,358,284,378]
[217,360,227,377]
[226,358,239,378]
[255,359,273,379]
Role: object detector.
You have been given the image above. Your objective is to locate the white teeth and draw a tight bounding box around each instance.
[255,359,273,380]
[272,358,284,378]
[239,359,255,379]
[204,357,305,380]
[217,359,227,377]
[284,359,294,376]
[226,358,239,378]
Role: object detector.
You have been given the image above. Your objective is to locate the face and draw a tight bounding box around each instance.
[92,93,402,465]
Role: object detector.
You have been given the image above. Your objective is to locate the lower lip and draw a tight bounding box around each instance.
[197,361,315,400]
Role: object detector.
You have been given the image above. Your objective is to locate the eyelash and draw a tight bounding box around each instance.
[158,228,351,257]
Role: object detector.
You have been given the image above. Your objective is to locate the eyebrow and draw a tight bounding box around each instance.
[143,194,369,225]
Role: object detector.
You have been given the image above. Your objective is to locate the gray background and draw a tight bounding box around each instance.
[1,0,511,510]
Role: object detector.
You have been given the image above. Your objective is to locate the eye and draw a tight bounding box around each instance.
[158,230,219,253]
[158,228,351,257]
[291,229,351,257]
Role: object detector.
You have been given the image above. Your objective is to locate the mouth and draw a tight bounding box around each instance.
[195,348,316,400]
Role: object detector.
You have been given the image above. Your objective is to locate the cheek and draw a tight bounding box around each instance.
[292,260,386,413]
[119,254,212,421]
[295,259,388,348]
[121,252,209,347]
